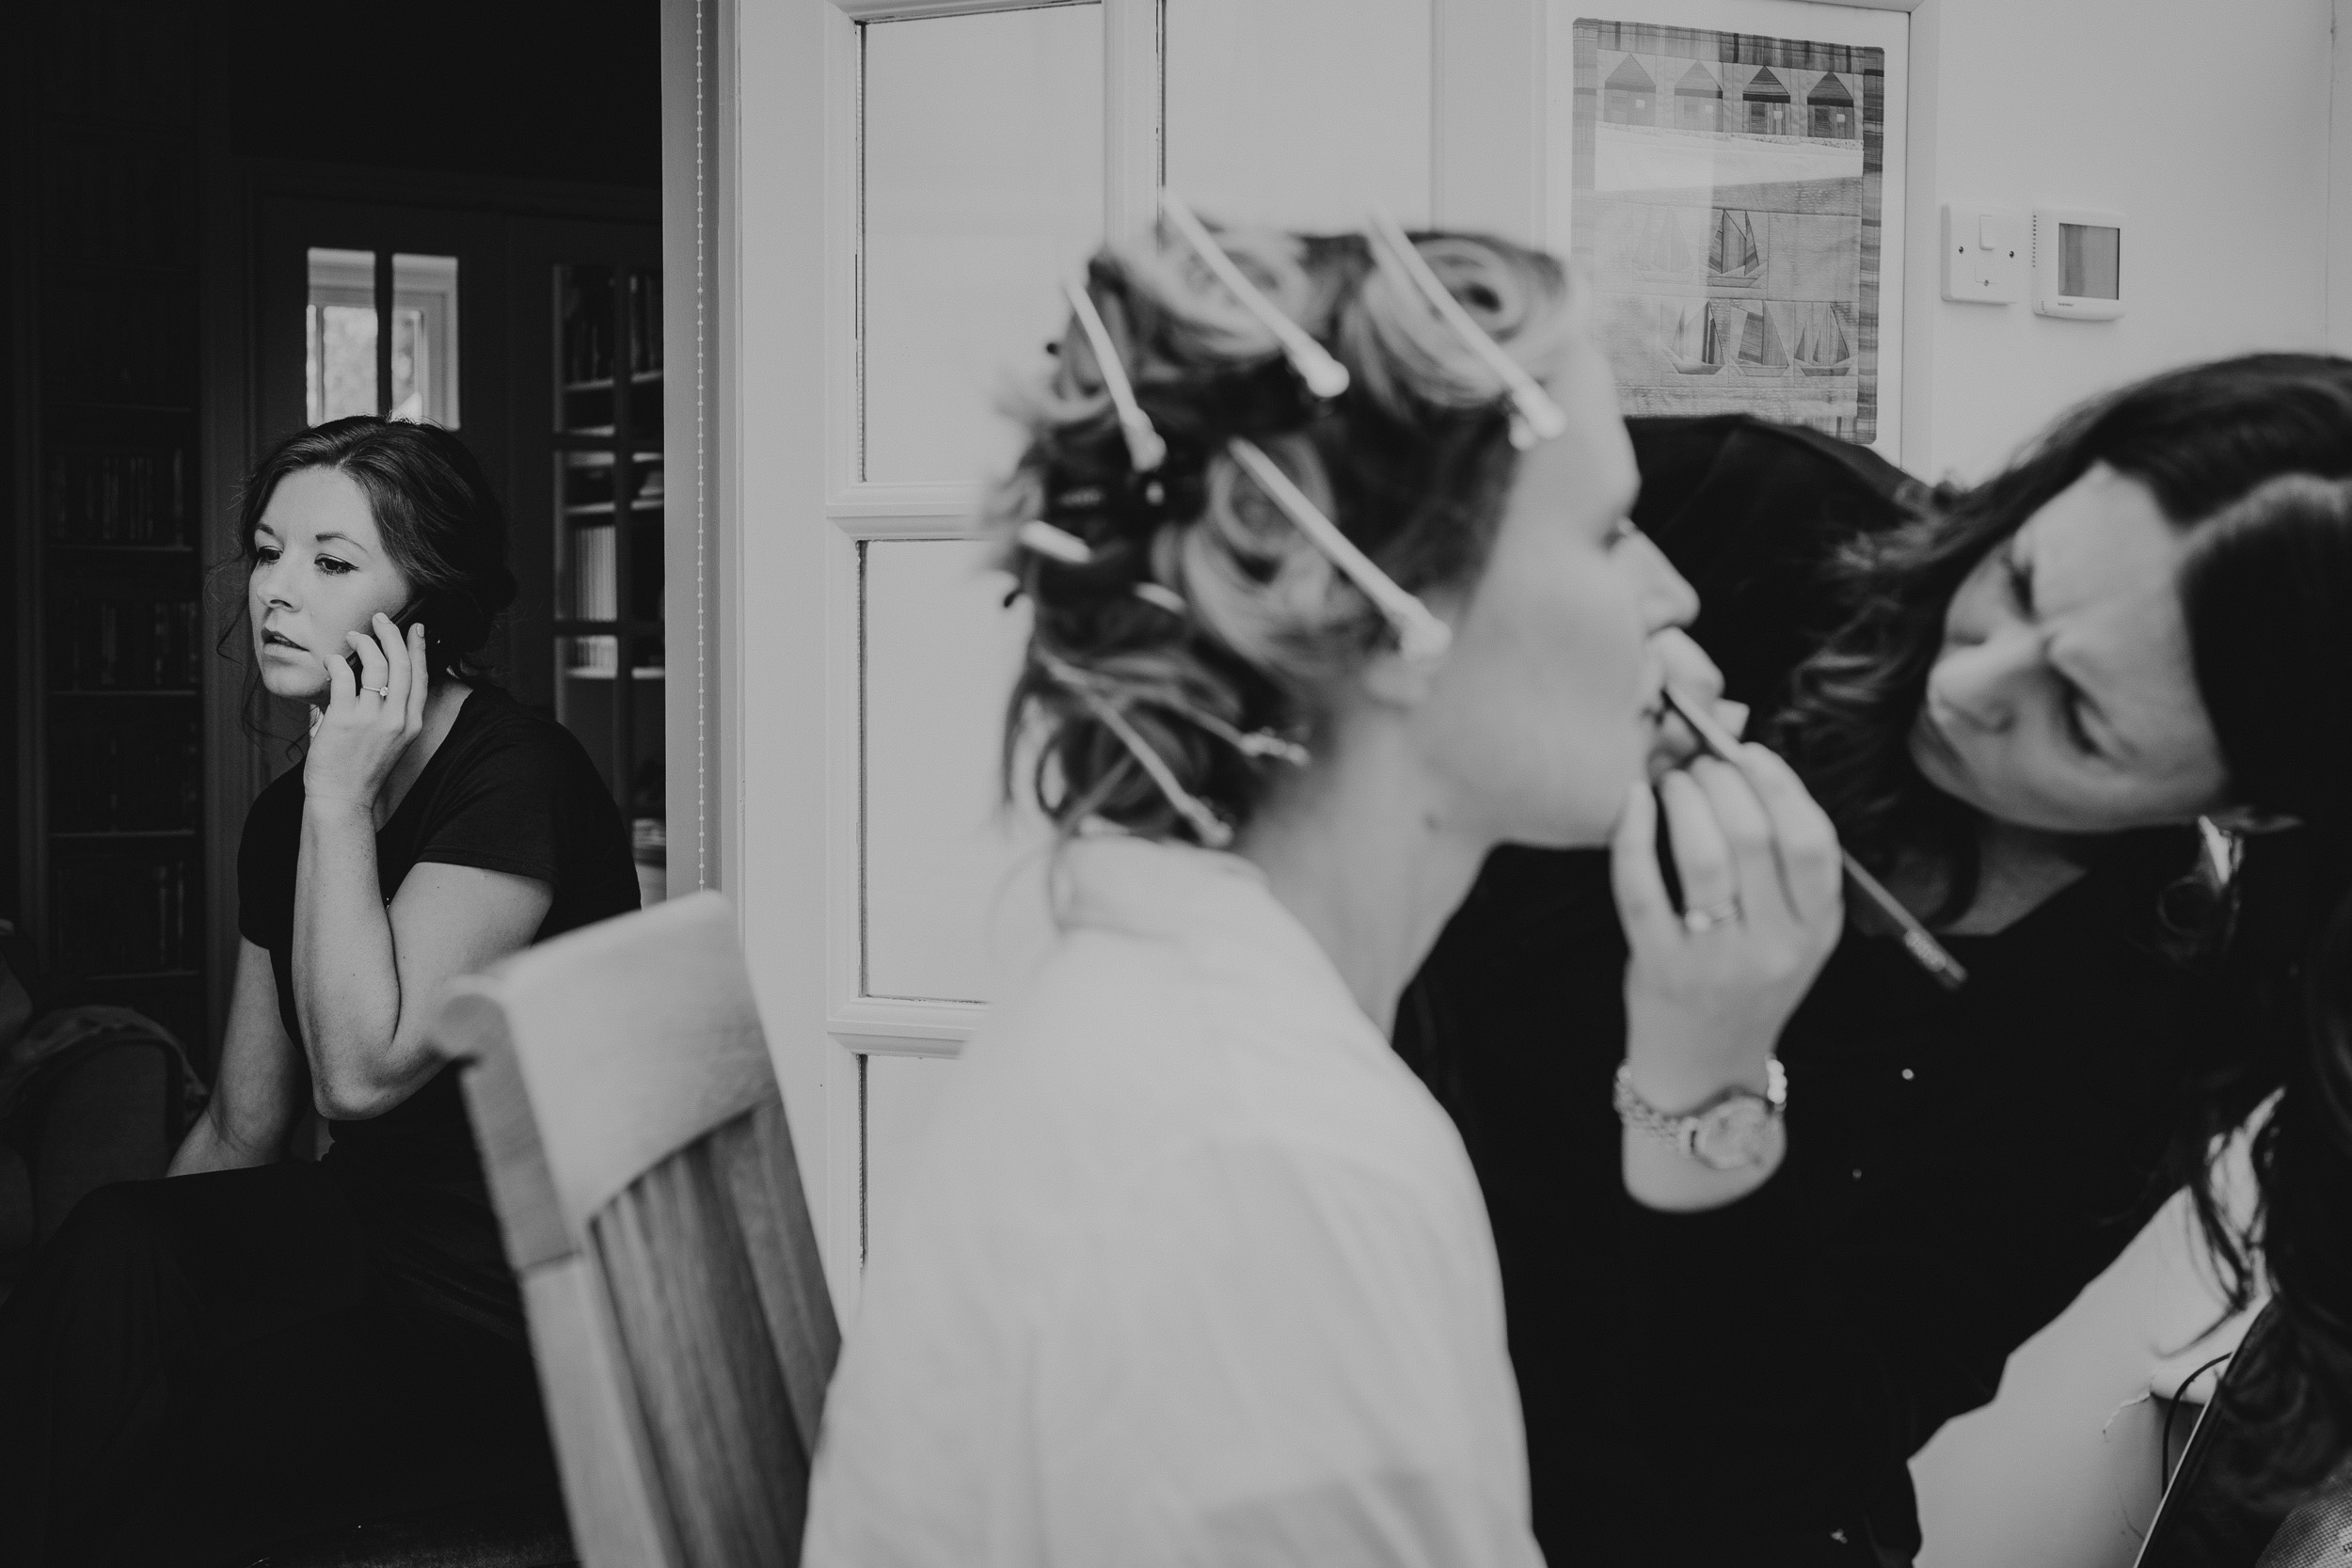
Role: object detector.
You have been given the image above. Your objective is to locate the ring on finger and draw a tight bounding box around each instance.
[1681,896,1741,934]
[362,684,392,697]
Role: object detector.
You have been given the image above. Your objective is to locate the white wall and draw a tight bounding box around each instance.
[2334,0,2352,349]
[1904,0,2334,483]
[1898,4,2332,1560]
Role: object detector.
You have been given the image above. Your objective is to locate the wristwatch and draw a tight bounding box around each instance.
[1613,1058,1788,1170]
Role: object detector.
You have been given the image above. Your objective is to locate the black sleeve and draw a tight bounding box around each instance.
[407,731,583,891]
[235,771,304,949]
[1614,977,2189,1547]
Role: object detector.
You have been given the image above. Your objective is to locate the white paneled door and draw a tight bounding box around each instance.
[723,0,1908,1318]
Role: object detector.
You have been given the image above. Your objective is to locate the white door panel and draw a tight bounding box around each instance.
[860,1052,963,1273]
[861,6,1106,486]
[860,536,1053,1006]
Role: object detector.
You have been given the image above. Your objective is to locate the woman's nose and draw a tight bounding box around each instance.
[1630,531,1700,630]
[1931,630,2036,733]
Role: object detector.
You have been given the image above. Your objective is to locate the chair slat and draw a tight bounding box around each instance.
[432,892,838,1568]
[519,1258,683,1568]
[592,1126,811,1567]
[717,1097,841,1455]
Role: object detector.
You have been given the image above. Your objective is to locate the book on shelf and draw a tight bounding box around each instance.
[46,448,189,546]
[48,721,201,832]
[563,267,617,386]
[48,598,200,689]
[570,523,619,622]
[628,271,663,377]
[50,856,196,977]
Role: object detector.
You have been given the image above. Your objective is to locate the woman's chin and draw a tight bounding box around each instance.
[1907,721,1990,816]
[258,664,328,704]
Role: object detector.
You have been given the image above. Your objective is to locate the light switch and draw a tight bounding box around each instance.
[1942,202,2026,305]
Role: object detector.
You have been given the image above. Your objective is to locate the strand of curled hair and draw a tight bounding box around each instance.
[1034,649,1237,848]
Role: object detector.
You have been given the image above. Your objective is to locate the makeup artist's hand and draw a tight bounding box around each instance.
[1611,743,1842,1115]
[305,615,430,815]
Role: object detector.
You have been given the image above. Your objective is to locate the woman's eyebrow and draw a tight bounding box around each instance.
[311,531,369,551]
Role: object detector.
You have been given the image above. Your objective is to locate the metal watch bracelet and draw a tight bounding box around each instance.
[1613,1057,1788,1167]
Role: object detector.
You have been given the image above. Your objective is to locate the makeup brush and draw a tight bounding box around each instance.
[1660,685,1968,992]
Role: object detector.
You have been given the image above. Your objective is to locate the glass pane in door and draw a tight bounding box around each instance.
[860,5,1104,485]
[390,252,460,426]
[306,247,377,424]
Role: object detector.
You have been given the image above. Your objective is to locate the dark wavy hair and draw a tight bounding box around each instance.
[229,417,517,686]
[1775,354,2352,915]
[2175,473,2352,1504]
[1778,356,2352,1504]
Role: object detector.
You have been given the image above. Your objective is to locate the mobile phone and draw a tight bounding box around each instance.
[345,596,428,685]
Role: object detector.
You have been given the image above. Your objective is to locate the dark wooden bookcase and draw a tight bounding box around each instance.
[546,240,665,899]
[8,2,210,1052]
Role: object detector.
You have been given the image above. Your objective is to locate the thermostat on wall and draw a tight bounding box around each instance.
[2032,207,2125,320]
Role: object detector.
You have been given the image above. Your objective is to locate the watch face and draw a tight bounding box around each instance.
[1692,1097,1776,1170]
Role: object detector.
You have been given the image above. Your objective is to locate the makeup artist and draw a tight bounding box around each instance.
[1396,356,2352,1564]
[0,418,641,1566]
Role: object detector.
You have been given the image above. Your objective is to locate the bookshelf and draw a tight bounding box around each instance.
[8,2,209,1052]
[551,260,665,903]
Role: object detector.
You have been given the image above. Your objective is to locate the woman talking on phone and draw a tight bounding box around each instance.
[0,417,639,1566]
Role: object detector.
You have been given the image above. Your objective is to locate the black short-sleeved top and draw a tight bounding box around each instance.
[1395,417,2227,1565]
[239,685,640,1339]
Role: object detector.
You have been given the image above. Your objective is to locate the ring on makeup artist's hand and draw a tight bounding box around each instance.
[1681,897,1741,934]
[362,685,391,697]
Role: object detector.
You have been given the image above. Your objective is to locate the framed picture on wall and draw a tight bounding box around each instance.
[1547,0,1909,458]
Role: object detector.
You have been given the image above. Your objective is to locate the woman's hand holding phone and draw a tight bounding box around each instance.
[305,614,431,816]
[1610,742,1843,1204]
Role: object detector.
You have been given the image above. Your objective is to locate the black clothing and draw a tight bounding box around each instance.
[0,1166,560,1568]
[0,685,637,1566]
[236,682,640,1339]
[1397,417,2210,1565]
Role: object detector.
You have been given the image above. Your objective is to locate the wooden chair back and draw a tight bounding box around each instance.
[432,891,839,1568]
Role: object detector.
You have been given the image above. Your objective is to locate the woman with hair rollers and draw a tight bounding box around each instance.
[803,207,1842,1564]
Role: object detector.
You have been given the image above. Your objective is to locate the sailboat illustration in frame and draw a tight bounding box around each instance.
[1707,208,1767,293]
[1790,306,1855,377]
[1664,300,1731,375]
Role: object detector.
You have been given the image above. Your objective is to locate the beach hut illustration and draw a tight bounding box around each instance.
[1707,209,1767,293]
[1674,60,1724,132]
[1806,72,1855,138]
[1603,55,1658,125]
[1741,67,1791,135]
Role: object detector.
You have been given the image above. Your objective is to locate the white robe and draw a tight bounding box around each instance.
[803,834,1543,1568]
